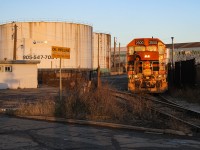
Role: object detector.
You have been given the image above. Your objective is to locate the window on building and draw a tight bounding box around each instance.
[5,66,12,72]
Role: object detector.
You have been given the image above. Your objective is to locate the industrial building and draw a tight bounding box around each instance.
[166,42,200,64]
[111,47,126,73]
[93,33,111,73]
[0,21,111,88]
[0,21,111,70]
[0,60,40,89]
[0,21,93,69]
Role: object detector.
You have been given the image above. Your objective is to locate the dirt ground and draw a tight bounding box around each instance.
[0,85,59,110]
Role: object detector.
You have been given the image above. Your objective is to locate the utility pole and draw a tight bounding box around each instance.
[13,24,17,60]
[59,58,62,101]
[97,34,101,88]
[118,42,120,74]
[113,37,116,71]
[171,37,174,85]
[171,37,174,69]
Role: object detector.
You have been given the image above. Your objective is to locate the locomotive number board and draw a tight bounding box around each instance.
[135,40,158,45]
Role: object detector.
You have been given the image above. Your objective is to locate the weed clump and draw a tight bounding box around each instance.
[15,80,159,126]
[56,83,127,123]
[16,97,55,116]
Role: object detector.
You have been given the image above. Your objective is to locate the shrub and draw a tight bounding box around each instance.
[14,80,158,126]
[16,97,55,116]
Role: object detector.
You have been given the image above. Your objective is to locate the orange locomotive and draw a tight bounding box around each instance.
[127,38,168,93]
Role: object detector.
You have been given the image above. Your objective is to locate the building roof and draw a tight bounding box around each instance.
[0,60,40,64]
[166,42,200,49]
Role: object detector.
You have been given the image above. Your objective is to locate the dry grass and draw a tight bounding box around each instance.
[14,80,158,125]
[16,97,56,116]
[13,80,189,132]
[168,86,200,104]
[60,83,128,122]
[167,118,191,134]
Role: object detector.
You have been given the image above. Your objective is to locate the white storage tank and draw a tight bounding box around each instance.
[93,32,111,72]
[0,22,93,69]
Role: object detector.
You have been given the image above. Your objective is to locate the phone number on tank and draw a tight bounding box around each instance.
[23,55,54,59]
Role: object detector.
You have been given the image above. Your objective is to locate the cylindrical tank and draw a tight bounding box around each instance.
[93,32,111,72]
[0,22,93,69]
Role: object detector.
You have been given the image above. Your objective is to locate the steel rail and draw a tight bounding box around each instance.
[110,89,200,134]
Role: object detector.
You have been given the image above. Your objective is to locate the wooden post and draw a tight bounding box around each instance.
[59,58,62,101]
[118,42,120,74]
[113,37,116,71]
[13,24,17,60]
[97,34,101,87]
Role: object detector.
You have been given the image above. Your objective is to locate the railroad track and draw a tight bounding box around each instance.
[110,89,200,135]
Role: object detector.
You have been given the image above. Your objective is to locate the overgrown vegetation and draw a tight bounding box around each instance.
[168,64,200,104]
[12,79,191,132]
[14,80,158,125]
[168,85,200,104]
[15,97,55,116]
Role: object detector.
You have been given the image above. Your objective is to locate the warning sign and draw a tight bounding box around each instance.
[51,46,70,59]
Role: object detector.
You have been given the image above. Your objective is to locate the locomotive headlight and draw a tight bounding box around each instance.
[144,55,150,58]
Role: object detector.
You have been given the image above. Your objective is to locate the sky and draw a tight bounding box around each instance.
[0,0,200,47]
